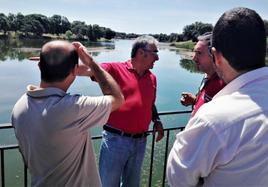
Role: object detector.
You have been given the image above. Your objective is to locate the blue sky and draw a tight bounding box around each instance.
[1,0,268,34]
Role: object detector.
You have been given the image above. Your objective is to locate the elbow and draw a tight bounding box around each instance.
[111,94,124,111]
[118,93,125,108]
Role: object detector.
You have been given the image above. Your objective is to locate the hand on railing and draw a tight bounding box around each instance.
[153,120,164,142]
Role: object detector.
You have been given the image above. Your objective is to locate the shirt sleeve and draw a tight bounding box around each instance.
[166,118,225,187]
[100,63,112,72]
[74,95,112,131]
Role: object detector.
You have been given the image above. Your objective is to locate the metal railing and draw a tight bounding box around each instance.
[0,110,191,187]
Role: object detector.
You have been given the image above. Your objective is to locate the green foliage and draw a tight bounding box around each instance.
[65,30,73,40]
[49,15,71,35]
[0,12,117,41]
[0,13,10,33]
[179,58,200,73]
[172,40,195,50]
[183,22,213,41]
[104,28,116,40]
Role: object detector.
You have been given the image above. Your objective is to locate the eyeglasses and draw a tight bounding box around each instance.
[143,49,159,55]
[208,46,215,64]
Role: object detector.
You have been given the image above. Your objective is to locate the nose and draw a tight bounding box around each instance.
[192,53,197,61]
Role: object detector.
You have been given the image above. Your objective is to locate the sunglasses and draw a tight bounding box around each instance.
[143,49,159,55]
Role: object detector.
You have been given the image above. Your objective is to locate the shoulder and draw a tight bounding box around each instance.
[194,93,247,131]
[101,62,126,70]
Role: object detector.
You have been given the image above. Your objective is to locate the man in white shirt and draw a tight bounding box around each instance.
[167,7,268,186]
[12,41,124,187]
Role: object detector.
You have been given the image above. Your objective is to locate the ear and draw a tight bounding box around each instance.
[71,64,78,76]
[212,47,222,68]
[38,61,41,69]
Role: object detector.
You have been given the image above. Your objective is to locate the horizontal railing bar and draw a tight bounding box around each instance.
[0,124,12,129]
[0,127,185,149]
[158,110,191,115]
[0,110,192,130]
[0,144,19,150]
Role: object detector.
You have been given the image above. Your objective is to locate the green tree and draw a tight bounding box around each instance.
[183,22,213,41]
[71,21,87,40]
[92,24,103,41]
[104,28,116,40]
[21,14,50,36]
[49,15,71,35]
[0,13,10,34]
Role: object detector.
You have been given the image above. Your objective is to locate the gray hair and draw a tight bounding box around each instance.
[131,35,158,58]
[197,32,212,46]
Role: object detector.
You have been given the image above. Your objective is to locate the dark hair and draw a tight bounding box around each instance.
[212,7,266,71]
[39,47,78,82]
[131,35,158,58]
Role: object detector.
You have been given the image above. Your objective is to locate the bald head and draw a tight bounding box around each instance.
[39,40,78,83]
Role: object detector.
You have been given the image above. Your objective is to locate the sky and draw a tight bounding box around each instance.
[1,0,268,35]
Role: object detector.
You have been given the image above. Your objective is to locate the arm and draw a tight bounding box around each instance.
[72,42,124,111]
[152,104,164,142]
[166,120,224,186]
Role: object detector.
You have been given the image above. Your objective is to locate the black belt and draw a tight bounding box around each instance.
[103,125,148,139]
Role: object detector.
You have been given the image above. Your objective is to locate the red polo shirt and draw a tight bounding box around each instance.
[101,60,156,133]
[192,73,225,117]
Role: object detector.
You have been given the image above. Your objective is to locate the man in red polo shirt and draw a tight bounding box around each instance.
[98,35,164,187]
[180,32,225,117]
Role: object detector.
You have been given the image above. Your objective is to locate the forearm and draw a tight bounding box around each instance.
[91,62,121,96]
[152,104,160,122]
[73,42,124,111]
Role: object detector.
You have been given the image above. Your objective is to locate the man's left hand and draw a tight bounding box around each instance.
[153,121,164,142]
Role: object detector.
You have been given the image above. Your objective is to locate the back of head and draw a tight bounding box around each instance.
[131,35,158,58]
[212,7,266,71]
[39,40,78,83]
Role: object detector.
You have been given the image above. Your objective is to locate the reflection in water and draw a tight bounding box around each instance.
[0,39,115,62]
[180,58,201,73]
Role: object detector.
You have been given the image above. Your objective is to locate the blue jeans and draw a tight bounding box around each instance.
[99,130,147,187]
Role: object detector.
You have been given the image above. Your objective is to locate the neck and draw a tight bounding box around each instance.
[206,70,216,79]
[225,70,248,84]
[131,59,146,77]
[40,80,69,92]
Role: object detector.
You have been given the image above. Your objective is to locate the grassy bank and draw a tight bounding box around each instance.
[170,40,195,50]
[171,36,268,50]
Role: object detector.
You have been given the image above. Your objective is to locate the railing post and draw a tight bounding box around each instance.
[148,132,156,187]
[162,130,170,187]
[24,164,28,187]
[1,150,5,187]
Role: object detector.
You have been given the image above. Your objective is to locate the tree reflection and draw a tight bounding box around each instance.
[0,39,114,62]
[179,58,201,73]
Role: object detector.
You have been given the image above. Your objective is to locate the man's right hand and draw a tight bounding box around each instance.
[180,92,196,106]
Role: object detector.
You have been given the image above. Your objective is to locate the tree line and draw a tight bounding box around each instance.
[0,13,116,41]
[0,12,268,42]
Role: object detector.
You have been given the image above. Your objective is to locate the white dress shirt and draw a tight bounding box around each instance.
[167,67,268,187]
